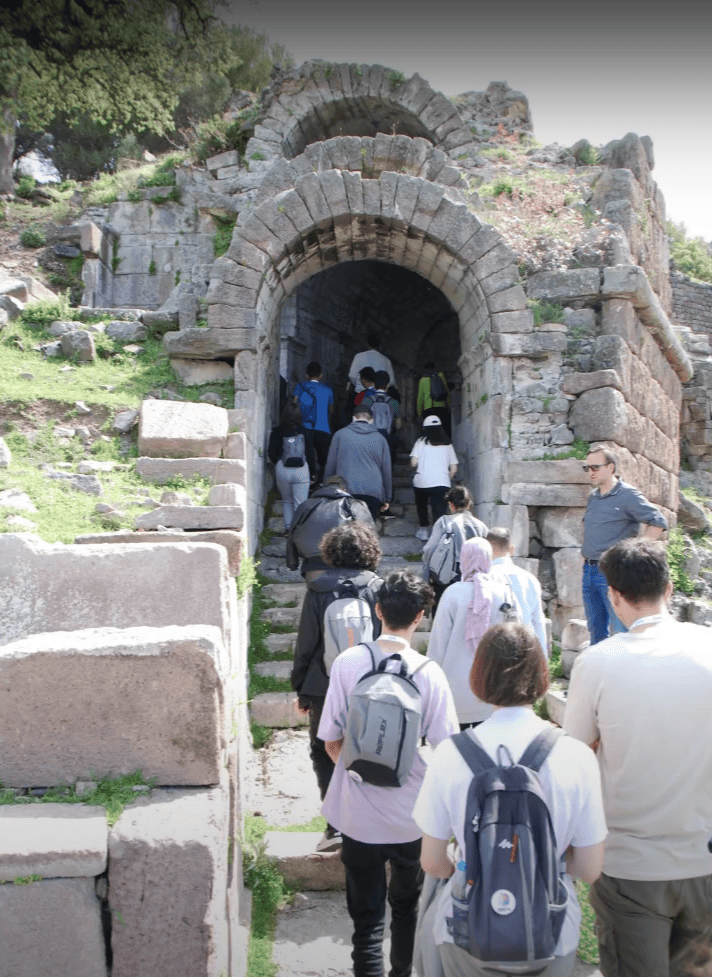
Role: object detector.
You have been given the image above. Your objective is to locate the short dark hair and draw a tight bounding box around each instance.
[353,404,373,419]
[320,522,381,571]
[599,538,669,604]
[324,474,346,489]
[471,624,549,706]
[445,485,472,511]
[587,444,618,471]
[486,526,511,553]
[306,361,322,378]
[367,332,381,349]
[359,366,376,383]
[374,369,390,389]
[280,402,303,431]
[377,571,434,630]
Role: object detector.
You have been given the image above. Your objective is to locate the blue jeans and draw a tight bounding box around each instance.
[582,561,626,645]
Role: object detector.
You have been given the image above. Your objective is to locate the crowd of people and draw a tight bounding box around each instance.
[267,336,711,977]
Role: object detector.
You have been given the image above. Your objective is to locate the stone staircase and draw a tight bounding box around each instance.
[250,455,433,730]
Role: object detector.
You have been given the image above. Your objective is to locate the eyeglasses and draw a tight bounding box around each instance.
[582,464,608,472]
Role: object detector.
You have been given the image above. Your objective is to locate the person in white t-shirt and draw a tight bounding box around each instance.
[413,622,607,977]
[318,570,459,977]
[410,416,458,542]
[564,538,712,977]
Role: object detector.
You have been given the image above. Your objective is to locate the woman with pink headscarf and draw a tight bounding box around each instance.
[427,537,519,730]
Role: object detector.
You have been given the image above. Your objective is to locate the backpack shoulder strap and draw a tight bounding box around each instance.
[451,730,496,774]
[519,726,565,772]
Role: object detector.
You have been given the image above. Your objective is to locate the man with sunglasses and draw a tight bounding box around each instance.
[581,444,667,644]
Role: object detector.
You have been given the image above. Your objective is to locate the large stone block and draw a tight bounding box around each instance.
[74,530,243,577]
[526,268,601,303]
[135,456,245,485]
[537,507,586,548]
[0,534,230,647]
[0,625,226,787]
[164,325,255,359]
[0,878,107,977]
[169,358,233,386]
[138,400,228,459]
[250,692,307,728]
[553,548,583,607]
[504,460,589,485]
[0,805,107,881]
[569,386,628,444]
[477,503,529,557]
[134,504,244,531]
[109,781,230,977]
[503,484,591,507]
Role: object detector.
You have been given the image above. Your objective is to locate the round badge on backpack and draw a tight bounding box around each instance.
[491,890,516,915]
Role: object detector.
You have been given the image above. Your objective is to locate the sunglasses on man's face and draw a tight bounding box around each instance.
[582,463,609,472]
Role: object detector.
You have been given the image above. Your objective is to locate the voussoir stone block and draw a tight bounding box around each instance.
[0,534,230,647]
[138,399,228,458]
[0,805,108,881]
[0,625,226,788]
[109,781,230,977]
[0,878,107,977]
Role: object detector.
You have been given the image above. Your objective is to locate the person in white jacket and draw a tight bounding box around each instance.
[427,537,521,729]
[487,526,549,656]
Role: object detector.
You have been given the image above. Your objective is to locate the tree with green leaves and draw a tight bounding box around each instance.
[0,0,219,194]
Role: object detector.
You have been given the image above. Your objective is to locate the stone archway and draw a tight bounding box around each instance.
[246,63,476,163]
[201,150,534,533]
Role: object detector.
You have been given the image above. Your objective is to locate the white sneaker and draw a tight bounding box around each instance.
[415,527,429,541]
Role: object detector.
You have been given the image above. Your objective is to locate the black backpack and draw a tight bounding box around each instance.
[429,372,447,402]
[448,727,569,974]
[281,433,306,467]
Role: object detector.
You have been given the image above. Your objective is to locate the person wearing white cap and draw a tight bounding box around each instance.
[410,416,458,542]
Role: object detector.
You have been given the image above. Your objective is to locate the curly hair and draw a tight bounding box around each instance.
[471,623,549,706]
[320,522,382,570]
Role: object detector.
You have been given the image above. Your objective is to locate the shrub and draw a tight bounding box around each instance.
[668,221,712,285]
[20,227,46,248]
[191,116,249,164]
[667,527,696,596]
[527,299,566,326]
[18,291,75,327]
[577,144,599,165]
[213,215,237,257]
[15,174,36,199]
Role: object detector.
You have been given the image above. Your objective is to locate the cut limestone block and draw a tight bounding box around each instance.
[264,832,345,890]
[74,529,243,576]
[261,583,306,605]
[0,805,107,881]
[136,456,246,486]
[109,781,230,977]
[0,877,107,977]
[262,606,301,628]
[545,688,568,727]
[138,400,228,458]
[169,358,233,386]
[265,633,297,655]
[553,547,584,607]
[134,504,243,531]
[254,660,291,680]
[0,534,231,647]
[207,482,244,507]
[0,625,226,788]
[250,692,308,728]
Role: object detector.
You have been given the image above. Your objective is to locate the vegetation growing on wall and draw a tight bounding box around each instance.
[667,221,712,284]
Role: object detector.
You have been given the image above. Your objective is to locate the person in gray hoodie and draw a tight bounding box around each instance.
[323,404,393,521]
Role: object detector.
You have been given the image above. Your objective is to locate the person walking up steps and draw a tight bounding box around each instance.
[421,485,488,611]
[267,402,316,531]
[292,361,334,485]
[318,570,458,977]
[324,403,393,521]
[487,525,548,656]
[416,360,451,437]
[410,416,458,541]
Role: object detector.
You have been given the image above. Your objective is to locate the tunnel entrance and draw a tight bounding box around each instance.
[277,260,461,446]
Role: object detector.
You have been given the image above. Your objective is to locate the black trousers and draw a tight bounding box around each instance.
[306,696,334,801]
[414,485,448,527]
[341,834,424,977]
[354,493,384,521]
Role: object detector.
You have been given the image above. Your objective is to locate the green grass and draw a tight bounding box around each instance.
[527,299,566,327]
[214,215,237,257]
[0,311,233,410]
[530,438,590,462]
[667,526,696,596]
[0,422,212,543]
[0,771,155,827]
[576,881,599,964]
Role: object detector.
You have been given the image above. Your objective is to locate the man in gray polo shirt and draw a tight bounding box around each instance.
[581,444,667,644]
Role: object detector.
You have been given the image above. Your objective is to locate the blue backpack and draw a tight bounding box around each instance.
[448,727,569,974]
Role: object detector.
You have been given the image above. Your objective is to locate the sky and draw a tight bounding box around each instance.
[223,0,712,240]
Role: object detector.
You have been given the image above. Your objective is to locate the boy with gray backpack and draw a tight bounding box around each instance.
[318,571,458,977]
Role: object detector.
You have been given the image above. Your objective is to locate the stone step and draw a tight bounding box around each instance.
[545,686,568,727]
[262,583,306,605]
[264,832,345,890]
[257,559,304,583]
[381,518,421,537]
[134,504,243,531]
[262,606,300,628]
[254,660,291,681]
[261,535,424,559]
[265,633,297,655]
[250,691,307,728]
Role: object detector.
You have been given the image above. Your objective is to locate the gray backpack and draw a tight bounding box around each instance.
[342,642,430,787]
[370,392,393,435]
[428,515,479,586]
[448,728,569,974]
[323,577,380,676]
